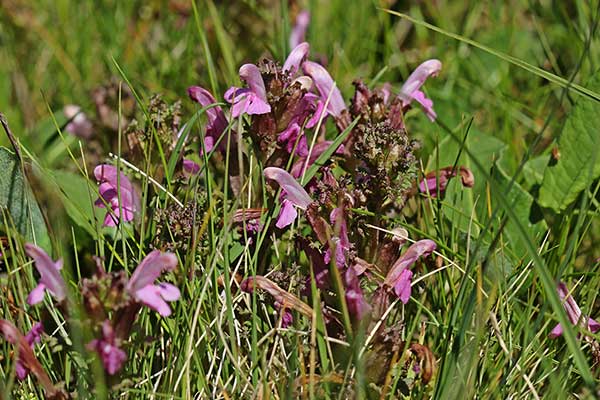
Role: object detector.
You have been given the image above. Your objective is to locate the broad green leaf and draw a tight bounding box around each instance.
[538,73,600,211]
[522,154,549,188]
[51,170,100,237]
[0,147,50,250]
[491,165,548,258]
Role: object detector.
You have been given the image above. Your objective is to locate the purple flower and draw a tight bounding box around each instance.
[16,322,44,379]
[302,61,347,119]
[183,159,201,176]
[344,267,370,320]
[225,64,271,117]
[384,240,436,304]
[324,207,351,268]
[187,86,229,153]
[0,320,43,380]
[25,244,67,305]
[264,167,313,229]
[289,11,310,49]
[63,104,93,139]
[278,122,309,156]
[419,166,474,197]
[87,320,127,375]
[549,282,600,339]
[126,251,180,317]
[94,164,140,227]
[398,59,442,121]
[283,42,310,76]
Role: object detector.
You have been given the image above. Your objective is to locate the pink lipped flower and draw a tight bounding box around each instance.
[126,250,180,317]
[289,11,310,49]
[549,282,600,339]
[384,240,436,304]
[225,64,271,118]
[187,86,229,153]
[398,59,442,121]
[87,320,127,375]
[25,243,67,305]
[94,164,140,227]
[264,167,313,229]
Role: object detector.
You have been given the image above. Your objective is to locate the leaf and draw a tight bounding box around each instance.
[51,170,100,237]
[538,73,600,211]
[491,165,548,258]
[0,147,50,250]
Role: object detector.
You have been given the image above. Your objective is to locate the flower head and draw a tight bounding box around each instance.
[302,61,347,119]
[289,11,310,49]
[398,59,442,121]
[87,320,127,375]
[187,86,229,153]
[384,240,436,304]
[25,244,67,305]
[264,167,312,229]
[283,42,310,76]
[126,251,180,317]
[94,164,140,227]
[225,64,271,117]
[419,166,474,197]
[63,104,93,139]
[549,282,600,339]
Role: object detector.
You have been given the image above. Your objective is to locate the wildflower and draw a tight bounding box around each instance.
[225,64,271,117]
[187,86,229,153]
[126,250,180,317]
[384,239,436,304]
[289,11,310,49]
[25,243,67,305]
[344,267,370,320]
[549,282,600,339]
[0,320,63,398]
[290,140,345,179]
[283,42,310,76]
[63,104,93,139]
[398,59,442,121]
[324,207,351,268]
[419,166,474,197]
[302,61,347,120]
[264,167,313,229]
[94,164,140,227]
[87,320,127,375]
[182,158,200,176]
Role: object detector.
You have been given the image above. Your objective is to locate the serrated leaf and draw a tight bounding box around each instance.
[538,73,600,211]
[0,147,50,250]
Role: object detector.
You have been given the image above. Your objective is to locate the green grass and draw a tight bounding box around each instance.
[2,0,600,398]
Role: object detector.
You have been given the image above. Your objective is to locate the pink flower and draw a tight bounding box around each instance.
[419,166,474,197]
[187,86,229,153]
[225,64,271,117]
[384,240,436,304]
[126,251,180,317]
[302,61,347,119]
[283,42,310,76]
[94,164,140,227]
[87,320,127,375]
[63,104,93,139]
[549,282,600,339]
[25,244,67,305]
[324,207,351,268]
[264,167,312,229]
[289,11,310,49]
[344,267,370,320]
[0,320,44,380]
[398,59,442,121]
[183,159,201,176]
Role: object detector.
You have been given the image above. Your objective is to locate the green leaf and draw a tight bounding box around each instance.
[538,73,600,211]
[0,147,50,250]
[51,170,100,237]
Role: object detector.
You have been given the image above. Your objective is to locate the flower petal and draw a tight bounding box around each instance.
[276,199,298,229]
[25,244,66,302]
[399,59,442,105]
[549,323,563,339]
[393,269,413,304]
[27,283,47,305]
[239,64,268,103]
[156,282,181,302]
[384,239,436,293]
[283,42,310,76]
[264,167,312,209]
[289,10,310,49]
[127,251,178,293]
[302,61,346,118]
[135,284,173,317]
